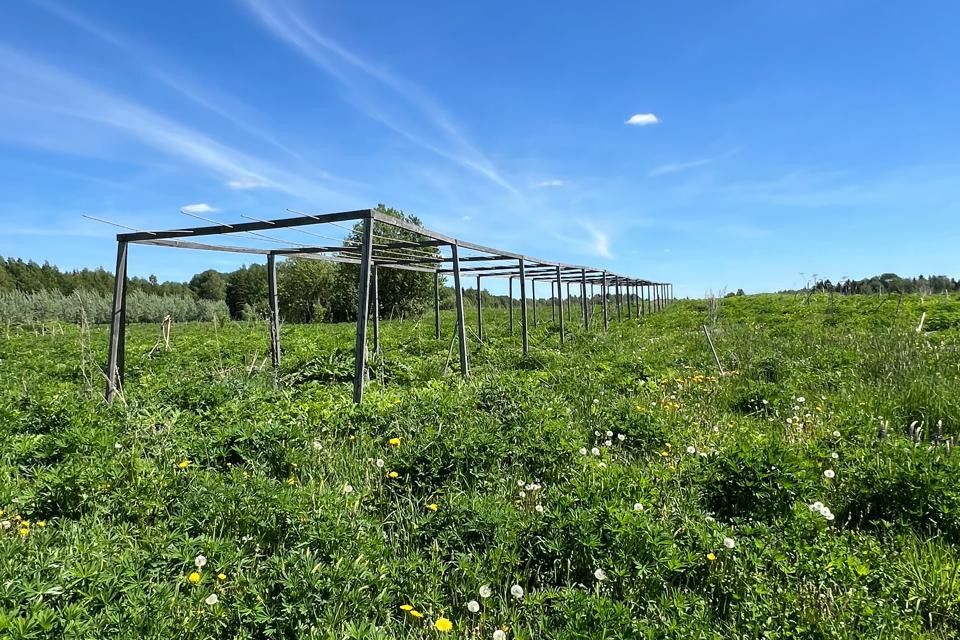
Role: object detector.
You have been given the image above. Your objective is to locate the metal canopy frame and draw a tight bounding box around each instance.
[104,208,673,403]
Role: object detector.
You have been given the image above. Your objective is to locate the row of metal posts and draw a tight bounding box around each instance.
[105,213,674,404]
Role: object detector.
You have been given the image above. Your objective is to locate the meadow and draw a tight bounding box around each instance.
[2,293,960,639]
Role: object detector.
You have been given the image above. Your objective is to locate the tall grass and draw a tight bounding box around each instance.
[0,289,228,325]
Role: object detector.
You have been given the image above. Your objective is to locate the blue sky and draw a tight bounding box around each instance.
[1,1,958,296]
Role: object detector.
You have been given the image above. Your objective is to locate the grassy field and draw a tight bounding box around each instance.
[2,293,960,639]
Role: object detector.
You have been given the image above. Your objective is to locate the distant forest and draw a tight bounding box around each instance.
[781,273,960,295]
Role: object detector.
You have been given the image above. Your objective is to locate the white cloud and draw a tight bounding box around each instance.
[180,203,218,214]
[649,158,712,177]
[227,176,269,190]
[626,113,660,126]
[583,223,612,258]
[533,179,564,188]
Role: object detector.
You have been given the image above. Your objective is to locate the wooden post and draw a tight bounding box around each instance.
[508,277,514,335]
[476,275,483,340]
[451,242,469,377]
[532,279,538,328]
[353,217,375,403]
[519,259,529,354]
[556,265,564,347]
[267,252,281,368]
[580,269,588,330]
[602,272,609,331]
[105,240,128,402]
[434,271,440,339]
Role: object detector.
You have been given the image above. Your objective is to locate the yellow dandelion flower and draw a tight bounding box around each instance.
[388,437,401,447]
[178,459,191,469]
[36,521,46,528]
[400,604,414,612]
[426,503,439,512]
[388,471,399,479]
[188,571,202,585]
[18,527,29,537]
[409,609,423,619]
[434,617,453,632]
[217,573,227,581]
[706,552,716,562]
[659,451,669,457]
[286,477,297,485]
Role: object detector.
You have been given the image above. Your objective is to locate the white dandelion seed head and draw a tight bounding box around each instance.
[591,447,600,456]
[467,600,480,613]
[194,555,207,568]
[375,458,385,468]
[535,504,544,513]
[823,469,835,479]
[518,491,526,499]
[832,430,841,438]
[617,433,626,441]
[594,568,607,581]
[0,520,11,530]
[797,397,805,403]
[604,440,612,447]
[579,447,588,456]
[510,584,524,599]
[633,502,644,512]
[831,452,839,459]
[517,480,525,487]
[494,630,507,640]
[342,484,354,494]
[686,446,697,455]
[205,593,219,606]
[594,430,600,436]
[525,483,534,491]
[723,537,736,549]
[313,440,323,450]
[479,584,492,599]
[606,430,613,438]
[114,442,122,450]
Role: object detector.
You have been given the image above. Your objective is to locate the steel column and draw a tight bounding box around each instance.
[556,265,564,347]
[602,272,609,331]
[267,252,281,367]
[451,242,469,377]
[508,277,514,335]
[519,259,529,354]
[104,240,128,402]
[476,275,483,340]
[352,217,375,403]
[581,269,588,330]
[433,271,440,339]
[532,279,538,328]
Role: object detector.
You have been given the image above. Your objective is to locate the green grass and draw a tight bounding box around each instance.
[2,293,960,639]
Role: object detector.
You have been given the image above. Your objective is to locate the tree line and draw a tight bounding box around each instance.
[782,273,960,296]
[0,206,448,324]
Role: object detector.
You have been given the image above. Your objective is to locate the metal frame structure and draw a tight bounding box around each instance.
[104,208,673,403]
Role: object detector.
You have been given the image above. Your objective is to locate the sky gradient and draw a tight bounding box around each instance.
[1,1,958,297]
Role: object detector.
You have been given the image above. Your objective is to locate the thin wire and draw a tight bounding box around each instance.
[82,214,194,236]
[180,210,311,248]
[288,208,443,261]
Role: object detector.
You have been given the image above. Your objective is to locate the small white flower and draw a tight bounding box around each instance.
[525,483,534,491]
[535,504,544,513]
[686,446,696,455]
[633,502,644,512]
[531,483,541,491]
[617,433,626,441]
[830,452,839,460]
[114,442,122,450]
[467,600,480,613]
[510,584,524,599]
[342,483,354,494]
[796,397,806,404]
[205,593,219,606]
[604,440,612,447]
[594,568,607,581]
[479,584,492,599]
[594,430,600,436]
[375,458,385,468]
[494,630,507,640]
[518,491,526,499]
[313,440,323,450]
[517,480,525,487]
[823,469,835,479]
[832,430,841,438]
[824,511,835,521]
[194,555,207,568]
[579,447,588,456]
[591,447,600,456]
[0,520,11,530]
[722,537,735,549]
[605,430,613,438]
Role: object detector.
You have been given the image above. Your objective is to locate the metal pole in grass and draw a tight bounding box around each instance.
[267,252,281,368]
[532,279,538,328]
[508,277,514,335]
[556,265,564,347]
[519,258,529,354]
[434,271,440,339]
[476,274,483,341]
[566,282,572,320]
[372,263,380,354]
[703,324,725,376]
[602,271,609,331]
[551,280,556,321]
[352,215,375,403]
[450,241,469,377]
[580,269,588,330]
[616,279,622,321]
[105,239,128,402]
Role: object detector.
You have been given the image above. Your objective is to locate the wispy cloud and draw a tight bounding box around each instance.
[241,0,516,194]
[626,113,660,126]
[533,179,564,188]
[0,45,348,199]
[649,158,712,177]
[227,176,270,190]
[180,203,218,214]
[583,222,612,258]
